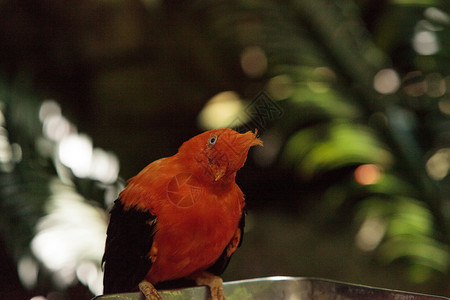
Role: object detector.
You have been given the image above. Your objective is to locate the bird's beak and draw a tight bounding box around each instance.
[213,166,226,181]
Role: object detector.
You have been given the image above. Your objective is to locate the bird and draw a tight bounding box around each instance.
[102,128,262,300]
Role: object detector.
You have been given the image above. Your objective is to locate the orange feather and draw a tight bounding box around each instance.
[117,128,262,285]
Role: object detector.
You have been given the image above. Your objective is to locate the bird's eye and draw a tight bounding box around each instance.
[208,135,217,146]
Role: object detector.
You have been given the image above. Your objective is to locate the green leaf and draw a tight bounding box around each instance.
[284,123,393,179]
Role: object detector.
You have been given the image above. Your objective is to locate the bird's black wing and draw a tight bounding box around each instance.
[102,198,156,294]
[206,208,246,276]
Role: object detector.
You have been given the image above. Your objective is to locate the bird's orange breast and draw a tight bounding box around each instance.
[145,177,244,284]
[119,154,245,284]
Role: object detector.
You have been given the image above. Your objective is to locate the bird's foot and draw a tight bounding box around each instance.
[192,271,225,300]
[139,280,162,300]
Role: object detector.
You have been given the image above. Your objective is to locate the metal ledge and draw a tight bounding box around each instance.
[93,276,449,300]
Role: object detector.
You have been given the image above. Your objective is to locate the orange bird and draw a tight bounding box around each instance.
[102,128,262,300]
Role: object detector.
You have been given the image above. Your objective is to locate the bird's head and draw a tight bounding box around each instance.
[178,128,262,183]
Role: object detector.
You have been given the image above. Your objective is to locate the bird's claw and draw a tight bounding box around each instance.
[139,280,163,300]
[210,284,225,300]
[192,271,226,300]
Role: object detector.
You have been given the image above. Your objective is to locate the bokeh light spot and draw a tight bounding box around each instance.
[426,149,450,180]
[354,164,381,185]
[413,31,439,55]
[90,148,120,184]
[425,73,446,98]
[307,67,336,93]
[18,256,39,289]
[240,46,268,78]
[356,217,386,251]
[76,261,103,294]
[266,74,294,100]
[198,91,249,129]
[59,134,93,178]
[438,97,450,115]
[39,100,61,122]
[373,69,400,94]
[43,115,73,142]
[424,7,450,25]
[402,71,427,97]
[31,179,108,293]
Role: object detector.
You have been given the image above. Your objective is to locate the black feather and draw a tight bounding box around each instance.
[102,199,156,294]
[207,208,246,275]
